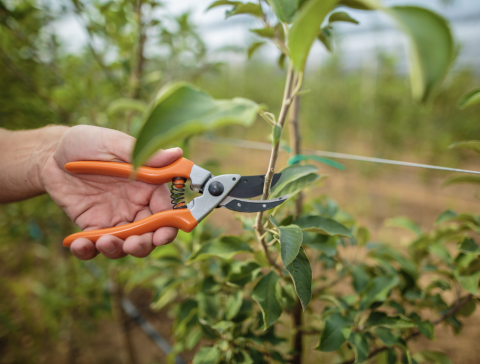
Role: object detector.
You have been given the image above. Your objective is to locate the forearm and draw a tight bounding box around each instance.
[0,125,69,203]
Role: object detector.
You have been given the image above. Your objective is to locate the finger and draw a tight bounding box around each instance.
[96,235,128,259]
[150,184,173,212]
[153,226,178,247]
[146,147,183,168]
[70,238,99,260]
[123,233,155,258]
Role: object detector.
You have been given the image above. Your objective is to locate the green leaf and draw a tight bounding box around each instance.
[288,0,339,71]
[374,327,401,346]
[448,140,480,153]
[250,27,275,39]
[348,332,369,363]
[248,41,266,59]
[458,89,480,109]
[351,265,370,293]
[227,261,260,287]
[390,6,454,102]
[270,165,322,198]
[338,0,375,10]
[107,98,147,115]
[212,321,234,334]
[252,271,283,329]
[359,276,399,310]
[271,351,285,364]
[458,237,480,254]
[387,349,398,364]
[295,215,354,239]
[435,209,457,224]
[207,0,242,10]
[187,236,252,264]
[315,312,353,352]
[385,216,421,235]
[132,83,259,168]
[367,312,416,329]
[429,244,452,264]
[458,271,480,295]
[226,291,243,320]
[285,247,312,311]
[226,3,263,18]
[193,346,221,364]
[419,351,453,364]
[268,0,297,23]
[442,175,480,187]
[287,154,345,171]
[317,26,333,52]
[272,124,282,146]
[418,320,434,340]
[270,217,303,266]
[329,11,359,24]
[458,299,476,317]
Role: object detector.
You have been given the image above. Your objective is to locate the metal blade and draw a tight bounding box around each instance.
[228,173,282,198]
[220,195,289,213]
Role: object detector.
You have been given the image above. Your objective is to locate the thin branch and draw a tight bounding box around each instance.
[339,294,474,364]
[312,276,345,297]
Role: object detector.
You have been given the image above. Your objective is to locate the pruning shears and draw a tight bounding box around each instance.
[62,157,287,247]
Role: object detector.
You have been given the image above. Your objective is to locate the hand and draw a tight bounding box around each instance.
[41,125,183,260]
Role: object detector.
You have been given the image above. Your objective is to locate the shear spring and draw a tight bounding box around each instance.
[171,177,187,209]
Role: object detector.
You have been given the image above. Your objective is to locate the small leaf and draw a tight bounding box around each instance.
[458,299,476,317]
[187,236,252,264]
[448,140,480,153]
[272,124,282,146]
[458,89,480,109]
[250,27,275,38]
[442,175,480,187]
[133,83,259,168]
[107,98,147,115]
[374,327,401,346]
[458,237,480,254]
[252,271,283,329]
[315,312,353,352]
[367,312,416,329]
[248,41,266,58]
[458,271,480,295]
[268,0,298,23]
[317,26,333,52]
[270,217,303,267]
[329,11,359,24]
[207,0,242,10]
[390,6,454,102]
[338,0,375,10]
[270,164,322,198]
[271,351,285,363]
[295,215,354,239]
[226,3,263,18]
[212,321,234,334]
[287,154,345,171]
[360,276,399,310]
[419,351,453,364]
[285,247,312,311]
[435,209,457,224]
[227,261,260,286]
[385,216,421,235]
[277,53,286,69]
[351,265,370,293]
[193,346,221,364]
[348,332,369,363]
[288,0,339,71]
[387,349,398,364]
[226,291,243,320]
[418,320,435,340]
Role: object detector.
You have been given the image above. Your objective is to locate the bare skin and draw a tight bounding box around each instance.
[0,125,183,260]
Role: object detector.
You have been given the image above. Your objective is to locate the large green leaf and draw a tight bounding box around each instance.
[132,83,259,168]
[270,217,303,266]
[268,0,297,23]
[285,247,312,311]
[442,175,480,187]
[295,215,354,239]
[270,165,322,198]
[288,0,339,71]
[193,346,221,364]
[449,140,480,154]
[187,236,252,264]
[458,89,480,109]
[359,275,398,309]
[390,6,454,102]
[252,271,283,329]
[315,312,353,352]
[348,332,369,363]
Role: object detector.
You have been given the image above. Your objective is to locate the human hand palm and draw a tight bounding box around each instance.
[42,125,182,260]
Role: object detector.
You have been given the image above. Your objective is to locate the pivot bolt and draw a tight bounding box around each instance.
[208,181,224,196]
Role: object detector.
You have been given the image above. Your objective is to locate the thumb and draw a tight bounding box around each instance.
[145,147,184,168]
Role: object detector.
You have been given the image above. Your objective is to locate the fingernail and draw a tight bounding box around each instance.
[101,242,116,254]
[132,243,145,255]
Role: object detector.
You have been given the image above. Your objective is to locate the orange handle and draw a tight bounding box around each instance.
[65,157,194,184]
[63,209,198,247]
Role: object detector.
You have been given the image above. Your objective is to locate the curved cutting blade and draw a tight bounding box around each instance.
[228,173,282,198]
[220,195,289,213]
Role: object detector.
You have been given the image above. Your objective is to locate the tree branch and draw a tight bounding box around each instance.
[339,294,474,364]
